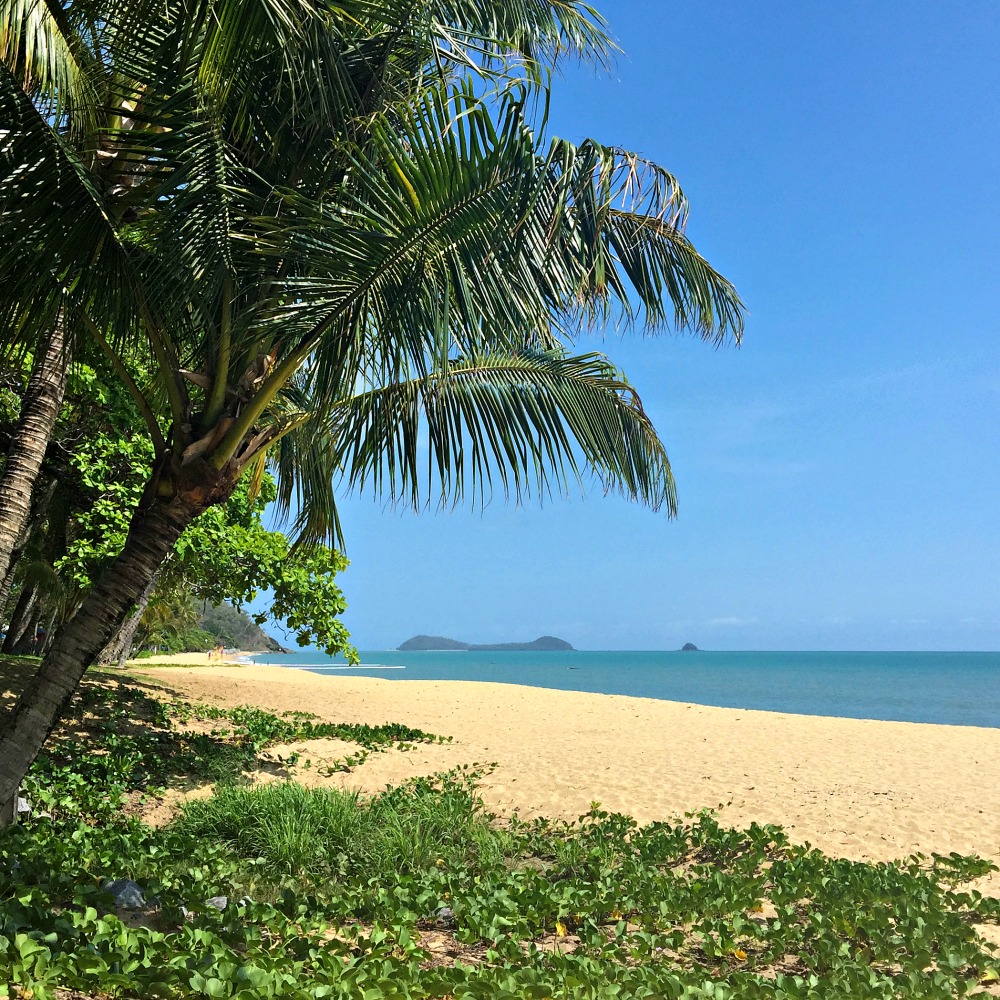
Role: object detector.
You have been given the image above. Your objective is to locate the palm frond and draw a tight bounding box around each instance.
[0,0,101,130]
[347,0,616,78]
[1,2,743,558]
[234,85,742,435]
[0,62,138,352]
[269,348,675,546]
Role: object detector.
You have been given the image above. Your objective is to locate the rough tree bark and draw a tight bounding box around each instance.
[2,585,36,654]
[115,580,155,668]
[0,457,239,820]
[0,477,59,618]
[0,319,69,591]
[96,572,158,667]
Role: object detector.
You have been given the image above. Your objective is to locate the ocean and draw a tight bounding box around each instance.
[248,649,1000,729]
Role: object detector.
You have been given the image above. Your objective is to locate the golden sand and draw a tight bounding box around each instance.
[126,651,250,666]
[132,663,1000,870]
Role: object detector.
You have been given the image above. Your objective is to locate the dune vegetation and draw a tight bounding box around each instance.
[1,659,998,998]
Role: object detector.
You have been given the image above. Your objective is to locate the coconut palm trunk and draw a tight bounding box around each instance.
[113,599,148,668]
[0,319,69,592]
[97,572,158,667]
[2,585,36,653]
[0,477,58,618]
[0,476,217,820]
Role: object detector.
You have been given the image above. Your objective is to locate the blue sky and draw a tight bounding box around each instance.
[265,2,1000,652]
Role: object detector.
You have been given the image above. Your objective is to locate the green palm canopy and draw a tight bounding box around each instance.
[1,0,742,540]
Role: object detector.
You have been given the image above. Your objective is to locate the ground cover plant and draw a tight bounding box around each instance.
[1,662,998,998]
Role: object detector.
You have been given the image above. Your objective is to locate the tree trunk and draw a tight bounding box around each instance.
[0,443,241,821]
[0,555,19,622]
[115,584,153,668]
[0,319,69,590]
[0,490,202,817]
[11,615,41,656]
[2,585,36,654]
[97,573,158,666]
[39,609,59,655]
[0,477,59,618]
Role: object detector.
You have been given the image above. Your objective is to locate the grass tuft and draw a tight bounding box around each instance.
[174,771,517,882]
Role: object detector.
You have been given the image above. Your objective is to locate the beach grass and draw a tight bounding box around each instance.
[1,661,999,998]
[174,773,517,884]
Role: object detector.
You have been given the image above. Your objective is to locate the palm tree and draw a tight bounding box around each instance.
[0,0,112,595]
[0,317,70,598]
[0,0,744,814]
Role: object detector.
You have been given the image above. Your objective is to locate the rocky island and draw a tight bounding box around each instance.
[680,642,700,652]
[399,634,574,652]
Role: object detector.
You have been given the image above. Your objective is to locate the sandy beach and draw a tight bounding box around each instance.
[128,651,250,666]
[130,660,1000,874]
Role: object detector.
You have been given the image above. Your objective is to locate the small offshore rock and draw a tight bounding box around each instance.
[104,879,147,910]
[206,895,228,911]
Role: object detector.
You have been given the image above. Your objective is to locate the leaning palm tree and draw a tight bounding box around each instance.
[0,0,743,813]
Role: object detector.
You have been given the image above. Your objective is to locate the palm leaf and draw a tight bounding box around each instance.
[0,0,101,129]
[0,62,139,351]
[227,85,742,448]
[269,348,675,545]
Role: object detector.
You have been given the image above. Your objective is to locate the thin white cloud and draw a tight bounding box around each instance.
[832,361,945,395]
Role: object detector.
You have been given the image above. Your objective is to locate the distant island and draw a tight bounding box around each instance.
[680,643,700,651]
[398,634,574,652]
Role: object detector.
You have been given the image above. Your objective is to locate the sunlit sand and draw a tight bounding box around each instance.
[132,663,1000,879]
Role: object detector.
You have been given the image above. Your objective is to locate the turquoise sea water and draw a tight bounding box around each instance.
[249,649,1000,729]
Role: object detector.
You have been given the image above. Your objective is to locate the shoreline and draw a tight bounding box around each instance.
[124,650,261,667]
[130,663,1000,871]
[139,650,1000,732]
[240,649,1000,730]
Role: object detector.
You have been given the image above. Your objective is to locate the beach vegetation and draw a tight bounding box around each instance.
[0,0,744,810]
[174,773,516,885]
[0,348,353,665]
[1,666,998,998]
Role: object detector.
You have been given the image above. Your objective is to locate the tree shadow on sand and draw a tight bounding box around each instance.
[2,660,299,804]
[2,659,442,816]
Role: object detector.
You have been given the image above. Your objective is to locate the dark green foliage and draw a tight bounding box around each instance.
[152,627,219,654]
[0,667,998,998]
